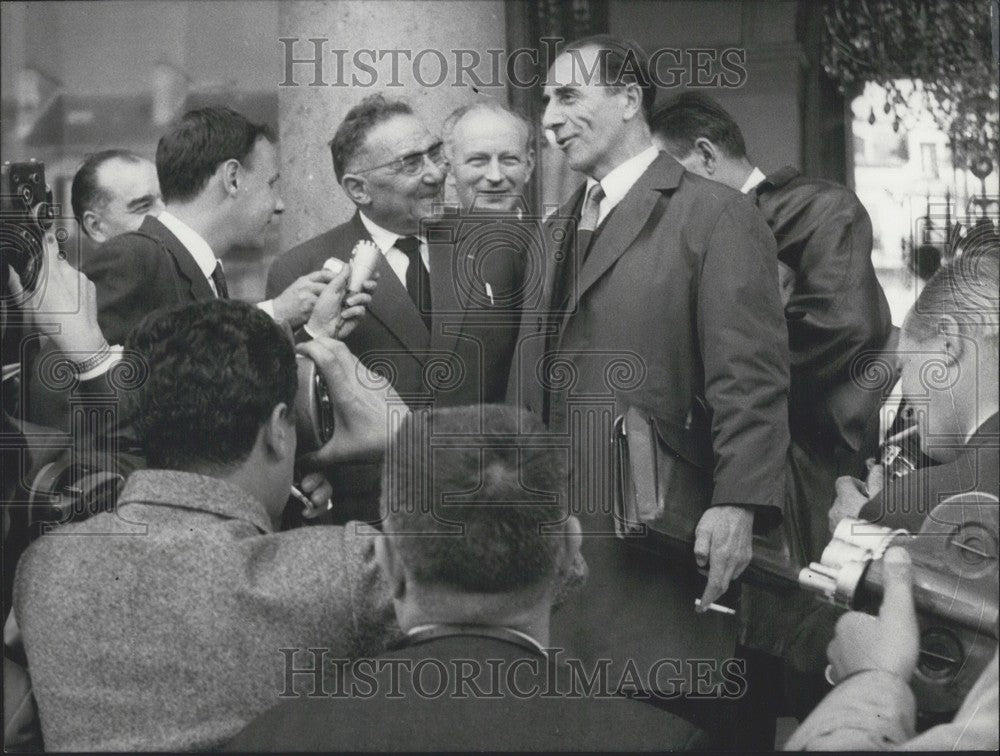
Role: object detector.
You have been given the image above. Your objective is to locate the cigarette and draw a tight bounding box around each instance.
[694,598,736,615]
[289,485,313,508]
[885,424,919,445]
[485,282,495,305]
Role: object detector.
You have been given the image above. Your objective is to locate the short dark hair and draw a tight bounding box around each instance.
[122,300,297,472]
[329,94,413,182]
[561,34,656,123]
[70,149,143,224]
[651,92,748,159]
[381,405,565,593]
[155,107,276,204]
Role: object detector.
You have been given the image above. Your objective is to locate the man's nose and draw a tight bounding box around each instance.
[485,158,503,183]
[273,195,285,215]
[422,156,446,183]
[541,100,561,130]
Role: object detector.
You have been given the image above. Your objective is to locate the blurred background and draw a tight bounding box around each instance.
[2,0,996,317]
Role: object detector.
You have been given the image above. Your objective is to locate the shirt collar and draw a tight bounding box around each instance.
[588,145,660,216]
[117,469,274,534]
[406,624,548,658]
[157,210,217,278]
[358,211,424,254]
[740,166,767,195]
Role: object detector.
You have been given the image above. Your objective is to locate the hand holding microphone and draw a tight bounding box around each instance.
[305,241,380,339]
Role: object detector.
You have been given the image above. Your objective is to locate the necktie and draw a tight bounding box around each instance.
[576,182,606,263]
[211,261,229,300]
[396,236,431,331]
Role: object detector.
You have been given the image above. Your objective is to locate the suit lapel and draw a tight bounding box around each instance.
[560,154,684,332]
[427,225,462,357]
[545,186,586,312]
[141,216,214,301]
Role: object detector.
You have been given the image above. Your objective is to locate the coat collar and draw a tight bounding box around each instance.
[554,152,685,328]
[137,215,215,301]
[346,212,431,357]
[118,469,274,534]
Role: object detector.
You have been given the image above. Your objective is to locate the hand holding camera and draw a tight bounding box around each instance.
[294,335,407,467]
[825,546,920,684]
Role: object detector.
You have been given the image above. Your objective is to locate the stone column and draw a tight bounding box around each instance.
[277,0,508,251]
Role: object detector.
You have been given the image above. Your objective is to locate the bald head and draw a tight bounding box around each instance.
[72,151,163,243]
[444,103,534,213]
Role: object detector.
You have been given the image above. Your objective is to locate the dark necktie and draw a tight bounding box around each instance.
[396,236,431,331]
[211,261,229,300]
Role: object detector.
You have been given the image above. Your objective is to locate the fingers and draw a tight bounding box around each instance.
[305,269,337,283]
[698,558,732,611]
[834,475,860,499]
[693,521,711,570]
[879,546,915,626]
[866,464,885,498]
[299,471,332,507]
[343,292,372,309]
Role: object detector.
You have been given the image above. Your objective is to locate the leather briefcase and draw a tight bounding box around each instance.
[612,405,804,590]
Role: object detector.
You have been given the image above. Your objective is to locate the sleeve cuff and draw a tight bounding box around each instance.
[77,345,124,381]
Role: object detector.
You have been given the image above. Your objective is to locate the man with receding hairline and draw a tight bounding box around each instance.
[71,150,163,244]
[510,35,790,742]
[442,100,535,214]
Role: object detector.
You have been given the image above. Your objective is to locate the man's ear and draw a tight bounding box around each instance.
[692,137,718,175]
[620,82,643,122]
[936,314,966,365]
[82,211,107,244]
[341,174,371,206]
[525,146,537,178]
[262,402,295,461]
[221,158,241,197]
[374,533,407,601]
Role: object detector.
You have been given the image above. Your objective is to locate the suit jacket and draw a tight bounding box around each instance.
[739,169,895,654]
[81,215,215,345]
[12,469,398,751]
[268,212,524,408]
[226,632,708,751]
[509,153,791,683]
[754,167,893,456]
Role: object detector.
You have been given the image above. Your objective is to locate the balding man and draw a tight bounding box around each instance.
[71,150,164,244]
[268,95,522,408]
[442,100,535,214]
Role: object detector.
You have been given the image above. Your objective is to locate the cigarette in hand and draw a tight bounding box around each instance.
[694,598,736,616]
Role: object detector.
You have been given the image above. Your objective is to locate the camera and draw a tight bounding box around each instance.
[1,160,55,292]
[294,354,335,453]
[799,492,998,713]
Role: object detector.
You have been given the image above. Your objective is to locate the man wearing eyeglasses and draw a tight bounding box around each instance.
[268,94,522,410]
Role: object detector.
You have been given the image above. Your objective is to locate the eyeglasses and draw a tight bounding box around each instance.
[355,141,447,176]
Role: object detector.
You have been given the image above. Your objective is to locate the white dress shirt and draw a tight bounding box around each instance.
[739,166,767,195]
[585,145,660,227]
[358,212,429,287]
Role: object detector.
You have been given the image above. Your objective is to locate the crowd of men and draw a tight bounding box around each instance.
[2,33,997,751]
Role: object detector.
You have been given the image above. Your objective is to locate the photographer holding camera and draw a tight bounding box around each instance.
[827,244,999,532]
[786,546,998,750]
[11,297,405,751]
